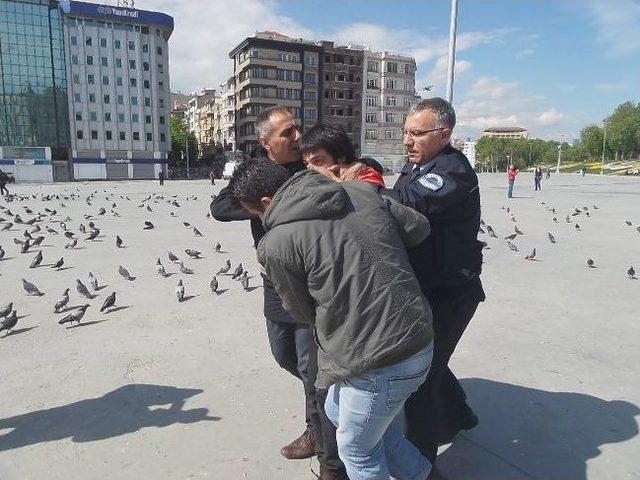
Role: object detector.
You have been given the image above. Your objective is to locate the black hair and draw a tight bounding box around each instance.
[298,124,356,164]
[229,158,291,211]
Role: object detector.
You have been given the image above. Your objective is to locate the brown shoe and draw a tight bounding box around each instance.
[318,466,348,480]
[280,429,315,459]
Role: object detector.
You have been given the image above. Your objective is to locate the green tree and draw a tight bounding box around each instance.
[169,115,198,168]
[580,124,604,159]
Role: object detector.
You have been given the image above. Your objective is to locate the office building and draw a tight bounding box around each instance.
[481,127,529,139]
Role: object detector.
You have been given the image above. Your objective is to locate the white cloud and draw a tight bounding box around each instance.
[536,108,564,126]
[468,76,518,99]
[583,0,640,56]
[515,48,535,58]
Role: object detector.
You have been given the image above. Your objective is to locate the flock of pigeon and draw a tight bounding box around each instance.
[0,188,253,336]
[479,201,637,279]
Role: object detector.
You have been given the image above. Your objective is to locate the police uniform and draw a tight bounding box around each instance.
[381,143,485,462]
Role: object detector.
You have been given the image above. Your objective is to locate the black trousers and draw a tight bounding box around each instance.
[0,183,8,196]
[307,327,344,470]
[405,285,483,462]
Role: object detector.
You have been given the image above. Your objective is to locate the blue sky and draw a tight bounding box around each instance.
[145,0,639,140]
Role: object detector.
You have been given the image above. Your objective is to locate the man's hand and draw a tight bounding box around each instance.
[307,162,342,182]
[306,161,365,183]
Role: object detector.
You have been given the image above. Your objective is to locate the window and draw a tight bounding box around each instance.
[386,79,397,90]
[337,74,345,82]
[304,73,316,85]
[101,57,108,67]
[129,60,136,69]
[386,96,397,106]
[76,130,84,139]
[85,36,92,46]
[324,54,331,63]
[157,63,164,74]
[87,74,95,85]
[159,99,165,108]
[146,133,152,141]
[145,115,151,124]
[403,97,412,108]
[103,112,112,122]
[305,55,317,66]
[143,44,149,53]
[102,75,109,85]
[304,91,317,101]
[385,113,396,123]
[158,81,164,90]
[72,55,79,65]
[100,38,107,48]
[91,130,98,140]
[117,95,124,105]
[143,80,150,89]
[116,58,122,68]
[132,113,139,123]
[114,39,121,49]
[75,112,82,121]
[366,112,377,123]
[365,129,377,140]
[89,93,96,103]
[131,96,138,106]
[303,108,317,120]
[119,131,126,141]
[156,46,162,55]
[144,97,151,107]
[159,116,165,125]
[71,36,78,46]
[143,62,149,71]
[116,77,123,86]
[118,113,125,123]
[74,93,81,103]
[160,133,166,142]
[128,40,135,50]
[141,26,149,35]
[106,130,112,140]
[90,111,97,121]
[366,95,378,107]
[103,94,110,104]
[404,64,412,75]
[133,131,140,141]
[387,62,398,73]
[86,55,94,65]
[367,79,379,89]
[385,129,396,139]
[73,74,80,84]
[130,78,137,87]
[367,61,379,72]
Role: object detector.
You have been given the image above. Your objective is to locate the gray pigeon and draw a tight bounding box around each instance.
[143,221,154,230]
[628,266,636,279]
[0,246,5,260]
[118,265,134,281]
[176,280,185,302]
[587,258,595,268]
[115,235,123,248]
[231,263,244,279]
[22,279,44,296]
[486,226,498,238]
[214,243,222,253]
[58,305,90,325]
[209,276,218,293]
[504,233,517,241]
[525,248,536,260]
[1,222,12,231]
[88,272,99,291]
[548,233,556,244]
[565,215,571,223]
[514,226,524,235]
[100,292,116,312]
[193,227,203,237]
[0,310,18,334]
[0,302,13,318]
[85,228,100,241]
[625,221,632,226]
[507,240,519,252]
[178,261,193,275]
[217,259,231,274]
[168,251,180,263]
[185,249,202,259]
[29,251,43,268]
[76,279,93,299]
[51,257,64,270]
[65,238,78,249]
[241,271,249,291]
[54,289,70,312]
[155,258,168,277]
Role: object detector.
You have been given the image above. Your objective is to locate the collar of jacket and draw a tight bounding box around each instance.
[402,143,456,174]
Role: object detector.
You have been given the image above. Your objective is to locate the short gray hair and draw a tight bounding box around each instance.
[408,97,456,129]
[255,105,291,139]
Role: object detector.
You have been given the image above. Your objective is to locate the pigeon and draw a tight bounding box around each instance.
[155,258,168,277]
[0,246,5,260]
[13,237,24,245]
[168,251,180,263]
[478,227,485,234]
[506,240,519,252]
[637,227,640,234]
[54,289,70,312]
[98,207,106,216]
[625,221,632,226]
[565,215,571,223]
[0,302,13,318]
[51,257,64,270]
[58,304,90,325]
[193,227,203,237]
[214,243,222,253]
[46,226,58,235]
[176,280,185,302]
[593,205,599,210]
[183,222,191,228]
[209,276,218,293]
[88,272,99,291]
[1,222,12,231]
[20,240,31,254]
[0,310,18,335]
[525,248,536,260]
[231,263,244,279]
[548,233,556,244]
[241,271,250,290]
[553,217,558,223]
[22,279,44,296]
[100,292,117,312]
[587,258,595,268]
[514,226,524,235]
[628,266,636,279]
[29,251,43,268]
[85,228,100,241]
[65,238,78,249]
[64,231,75,239]
[486,226,498,238]
[118,265,135,281]
[143,221,154,230]
[575,224,581,231]
[115,235,123,248]
[31,236,44,246]
[504,233,517,241]
[178,261,193,275]
[184,249,202,259]
[480,218,486,226]
[76,279,93,299]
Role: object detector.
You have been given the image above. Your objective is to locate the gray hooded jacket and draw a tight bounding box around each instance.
[256,170,434,388]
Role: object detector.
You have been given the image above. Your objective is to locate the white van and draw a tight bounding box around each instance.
[222,161,238,180]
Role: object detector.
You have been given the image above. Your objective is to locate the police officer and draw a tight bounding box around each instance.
[383,98,485,464]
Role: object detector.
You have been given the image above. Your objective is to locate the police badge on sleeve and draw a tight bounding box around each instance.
[418,173,444,191]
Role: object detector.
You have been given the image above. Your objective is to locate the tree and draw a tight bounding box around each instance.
[169,115,198,169]
[580,124,604,159]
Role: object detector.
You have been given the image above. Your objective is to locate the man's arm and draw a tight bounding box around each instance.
[257,238,315,324]
[209,185,254,222]
[383,196,431,248]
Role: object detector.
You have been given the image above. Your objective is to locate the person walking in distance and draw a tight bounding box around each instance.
[0,169,11,196]
[507,164,518,198]
[534,165,543,191]
[158,169,165,186]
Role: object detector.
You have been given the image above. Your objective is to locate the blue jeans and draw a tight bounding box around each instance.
[508,180,514,198]
[325,343,434,480]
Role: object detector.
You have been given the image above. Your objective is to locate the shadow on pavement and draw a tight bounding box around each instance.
[437,378,640,480]
[0,384,219,452]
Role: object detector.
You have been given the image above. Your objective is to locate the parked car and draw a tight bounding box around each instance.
[222,161,238,180]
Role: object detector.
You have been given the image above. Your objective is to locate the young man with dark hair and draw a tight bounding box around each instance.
[230,158,439,480]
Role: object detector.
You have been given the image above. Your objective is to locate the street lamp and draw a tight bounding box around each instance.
[556,144,562,174]
[445,0,459,103]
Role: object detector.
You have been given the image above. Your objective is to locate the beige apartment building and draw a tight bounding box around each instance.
[185,88,216,147]
[481,127,529,139]
[211,76,236,151]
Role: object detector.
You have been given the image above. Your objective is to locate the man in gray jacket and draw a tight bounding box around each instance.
[230,159,438,480]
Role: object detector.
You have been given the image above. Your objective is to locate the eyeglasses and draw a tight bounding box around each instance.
[402,127,445,138]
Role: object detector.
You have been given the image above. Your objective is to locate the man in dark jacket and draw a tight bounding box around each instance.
[386,98,485,464]
[231,159,437,480]
[0,169,10,196]
[210,106,346,479]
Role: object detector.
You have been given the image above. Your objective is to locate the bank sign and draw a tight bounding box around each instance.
[59,1,174,33]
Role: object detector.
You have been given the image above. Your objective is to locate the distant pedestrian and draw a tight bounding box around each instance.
[534,166,543,191]
[546,168,551,180]
[159,169,165,186]
[582,168,586,177]
[0,169,10,196]
[507,164,519,198]
[209,169,215,185]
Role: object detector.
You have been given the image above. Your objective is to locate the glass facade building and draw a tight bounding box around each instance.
[0,0,70,148]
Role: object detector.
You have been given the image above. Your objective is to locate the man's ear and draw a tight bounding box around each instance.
[441,128,452,145]
[261,196,273,210]
[259,136,269,154]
